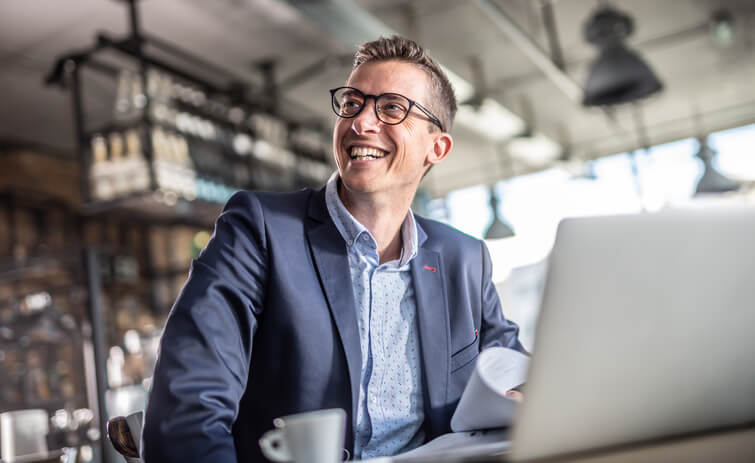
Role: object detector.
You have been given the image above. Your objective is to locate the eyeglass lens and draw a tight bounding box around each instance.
[332,88,411,125]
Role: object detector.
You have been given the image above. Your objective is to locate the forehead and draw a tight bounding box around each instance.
[345,60,432,102]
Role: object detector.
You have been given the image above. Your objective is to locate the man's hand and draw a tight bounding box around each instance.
[505,390,523,402]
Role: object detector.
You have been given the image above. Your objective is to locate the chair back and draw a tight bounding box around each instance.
[106,411,143,463]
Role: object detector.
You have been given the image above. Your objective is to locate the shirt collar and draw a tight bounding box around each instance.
[325,172,418,266]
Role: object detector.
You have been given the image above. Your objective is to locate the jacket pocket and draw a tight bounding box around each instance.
[450,332,479,372]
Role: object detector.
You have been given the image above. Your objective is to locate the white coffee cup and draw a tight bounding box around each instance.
[259,408,347,463]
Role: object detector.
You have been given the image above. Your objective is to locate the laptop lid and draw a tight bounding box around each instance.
[511,207,755,461]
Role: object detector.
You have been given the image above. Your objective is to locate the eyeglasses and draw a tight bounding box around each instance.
[329,86,444,132]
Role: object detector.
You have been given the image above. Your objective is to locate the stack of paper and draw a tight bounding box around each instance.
[451,346,530,432]
[362,347,529,462]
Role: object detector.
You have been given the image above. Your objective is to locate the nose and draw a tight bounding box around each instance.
[351,97,381,135]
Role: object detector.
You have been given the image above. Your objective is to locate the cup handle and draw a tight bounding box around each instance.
[259,428,291,462]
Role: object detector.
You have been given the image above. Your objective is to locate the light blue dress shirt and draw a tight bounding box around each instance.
[325,174,425,459]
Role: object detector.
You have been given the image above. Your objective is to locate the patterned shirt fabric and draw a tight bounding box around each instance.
[325,173,425,459]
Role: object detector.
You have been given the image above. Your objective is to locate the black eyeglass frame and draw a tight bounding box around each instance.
[329,86,445,133]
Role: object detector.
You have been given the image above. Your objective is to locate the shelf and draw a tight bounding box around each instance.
[170,99,251,134]
[79,192,222,227]
[0,254,80,283]
[149,267,193,280]
[82,116,322,185]
[84,117,252,164]
[84,119,142,139]
[100,278,149,290]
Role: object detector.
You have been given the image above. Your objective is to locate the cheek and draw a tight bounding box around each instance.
[333,120,344,144]
[391,124,430,165]
[401,118,420,135]
[398,121,429,154]
[332,123,347,160]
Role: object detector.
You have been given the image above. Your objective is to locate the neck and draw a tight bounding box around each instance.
[338,183,414,264]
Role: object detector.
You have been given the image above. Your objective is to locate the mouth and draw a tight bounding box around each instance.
[348,145,389,161]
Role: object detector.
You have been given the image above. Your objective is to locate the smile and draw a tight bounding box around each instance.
[349,145,388,161]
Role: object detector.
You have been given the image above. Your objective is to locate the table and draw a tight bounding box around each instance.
[383,425,755,463]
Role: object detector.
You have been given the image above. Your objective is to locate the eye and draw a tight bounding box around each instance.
[338,95,363,115]
[339,92,363,107]
[378,97,408,115]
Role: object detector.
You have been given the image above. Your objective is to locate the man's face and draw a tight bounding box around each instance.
[332,60,450,200]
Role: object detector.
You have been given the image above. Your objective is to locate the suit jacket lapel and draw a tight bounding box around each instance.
[411,222,450,435]
[305,188,362,435]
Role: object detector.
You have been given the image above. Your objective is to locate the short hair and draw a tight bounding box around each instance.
[353,35,457,132]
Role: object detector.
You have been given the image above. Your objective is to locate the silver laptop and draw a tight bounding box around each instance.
[510,206,755,460]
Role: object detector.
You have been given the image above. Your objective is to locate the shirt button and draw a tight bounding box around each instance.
[371,396,377,404]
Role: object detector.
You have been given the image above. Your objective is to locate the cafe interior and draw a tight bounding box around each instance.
[1,0,754,461]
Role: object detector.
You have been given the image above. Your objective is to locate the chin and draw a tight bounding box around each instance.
[340,175,380,195]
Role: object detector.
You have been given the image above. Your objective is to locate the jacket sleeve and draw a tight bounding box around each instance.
[142,191,268,462]
[478,240,528,355]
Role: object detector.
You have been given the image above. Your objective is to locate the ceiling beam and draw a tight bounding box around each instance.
[472,0,583,103]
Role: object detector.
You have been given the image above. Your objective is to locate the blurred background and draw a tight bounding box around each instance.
[0,0,753,461]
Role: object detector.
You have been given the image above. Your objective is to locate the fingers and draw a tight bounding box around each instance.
[505,390,523,402]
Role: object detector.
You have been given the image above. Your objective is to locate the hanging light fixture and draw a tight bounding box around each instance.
[694,137,739,195]
[484,187,515,239]
[582,5,663,106]
[710,8,735,48]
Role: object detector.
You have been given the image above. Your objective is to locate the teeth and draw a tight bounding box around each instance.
[350,146,387,160]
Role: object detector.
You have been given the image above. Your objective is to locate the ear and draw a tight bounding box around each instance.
[426,132,453,166]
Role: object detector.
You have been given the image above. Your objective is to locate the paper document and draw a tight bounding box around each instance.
[450,346,530,432]
[395,429,511,461]
[359,431,511,463]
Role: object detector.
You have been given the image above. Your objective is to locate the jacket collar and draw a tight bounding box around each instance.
[409,221,450,436]
[306,188,362,441]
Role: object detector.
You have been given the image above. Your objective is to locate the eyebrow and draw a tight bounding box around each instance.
[341,89,361,98]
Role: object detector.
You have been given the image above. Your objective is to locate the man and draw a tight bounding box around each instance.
[143,36,525,462]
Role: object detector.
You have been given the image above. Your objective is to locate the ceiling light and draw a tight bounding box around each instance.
[507,132,561,166]
[456,100,525,141]
[582,5,663,106]
[694,137,739,195]
[711,9,735,48]
[484,187,515,239]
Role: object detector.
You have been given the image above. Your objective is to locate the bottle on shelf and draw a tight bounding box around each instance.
[124,128,150,194]
[109,131,128,197]
[90,134,115,200]
[148,69,177,128]
[151,127,197,202]
[132,75,146,112]
[232,133,253,156]
[114,70,134,122]
[114,69,148,122]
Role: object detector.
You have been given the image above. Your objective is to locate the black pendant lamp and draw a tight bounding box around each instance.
[582,5,663,106]
[484,187,515,239]
[694,137,739,195]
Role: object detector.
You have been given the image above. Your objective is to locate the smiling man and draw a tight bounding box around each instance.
[143,36,526,463]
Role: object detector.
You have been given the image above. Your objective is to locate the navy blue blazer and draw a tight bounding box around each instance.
[142,187,525,462]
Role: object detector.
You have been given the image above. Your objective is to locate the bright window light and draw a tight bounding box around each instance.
[708,123,755,181]
[440,122,755,349]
